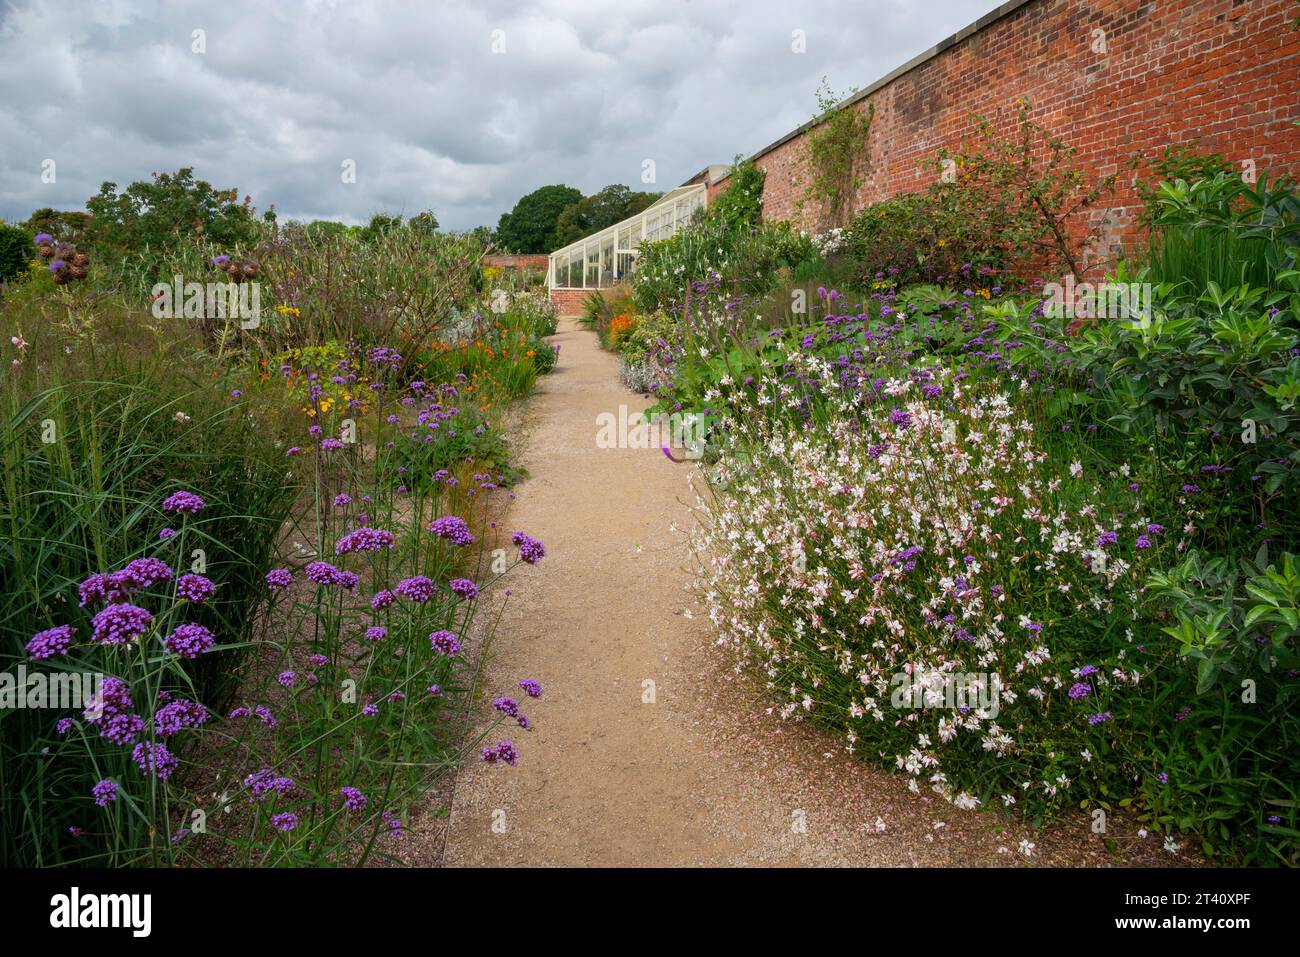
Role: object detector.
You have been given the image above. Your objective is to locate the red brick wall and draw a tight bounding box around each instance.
[746,0,1300,274]
[484,254,550,271]
[549,288,599,317]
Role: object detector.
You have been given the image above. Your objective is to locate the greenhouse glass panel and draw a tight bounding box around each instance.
[600,237,614,286]
[585,244,599,288]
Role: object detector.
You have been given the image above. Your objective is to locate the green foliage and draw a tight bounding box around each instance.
[708,158,765,232]
[1147,172,1300,291]
[85,168,266,257]
[551,185,660,248]
[0,223,30,284]
[844,101,1122,284]
[802,80,874,229]
[495,184,582,253]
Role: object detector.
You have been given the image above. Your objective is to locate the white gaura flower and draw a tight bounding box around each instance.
[1069,461,1083,478]
[1018,839,1035,857]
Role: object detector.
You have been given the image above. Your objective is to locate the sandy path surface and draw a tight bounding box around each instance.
[436,317,1183,868]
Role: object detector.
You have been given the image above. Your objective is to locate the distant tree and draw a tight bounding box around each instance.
[496,184,581,253]
[22,208,92,243]
[465,225,496,246]
[358,213,403,243]
[85,168,265,254]
[303,219,350,241]
[551,184,661,247]
[409,210,440,235]
[0,222,30,283]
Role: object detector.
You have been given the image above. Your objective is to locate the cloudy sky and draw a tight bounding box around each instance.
[0,0,993,231]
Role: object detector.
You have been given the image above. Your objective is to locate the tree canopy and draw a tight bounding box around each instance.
[495,184,582,253]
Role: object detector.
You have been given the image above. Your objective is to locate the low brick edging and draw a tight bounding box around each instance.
[549,287,600,317]
[484,254,550,271]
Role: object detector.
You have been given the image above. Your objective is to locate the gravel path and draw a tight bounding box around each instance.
[430,316,1188,868]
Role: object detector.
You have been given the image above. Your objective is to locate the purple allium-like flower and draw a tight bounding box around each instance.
[176,573,216,603]
[519,678,543,698]
[1087,711,1113,725]
[265,568,293,591]
[448,578,478,601]
[1157,772,1169,784]
[33,233,53,245]
[49,259,66,273]
[1135,534,1152,549]
[118,557,173,591]
[1096,530,1119,547]
[428,630,461,655]
[333,493,351,507]
[428,515,475,546]
[159,527,176,540]
[364,626,387,642]
[361,703,379,717]
[371,589,396,610]
[162,490,206,514]
[305,561,341,585]
[341,786,367,811]
[101,713,145,746]
[1068,682,1092,699]
[394,576,436,602]
[271,812,299,833]
[481,740,519,766]
[493,696,519,717]
[511,531,546,565]
[132,741,179,780]
[154,697,209,737]
[27,624,75,660]
[78,572,131,606]
[212,254,230,266]
[276,670,296,687]
[164,622,215,659]
[92,779,118,807]
[335,526,396,555]
[91,603,153,646]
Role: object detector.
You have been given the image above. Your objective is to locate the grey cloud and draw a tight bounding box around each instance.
[0,0,993,230]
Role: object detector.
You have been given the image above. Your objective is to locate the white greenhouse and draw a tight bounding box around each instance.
[547,182,707,291]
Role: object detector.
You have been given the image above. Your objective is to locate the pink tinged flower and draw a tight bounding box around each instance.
[481,740,519,766]
[341,786,367,811]
[364,626,387,642]
[271,812,299,832]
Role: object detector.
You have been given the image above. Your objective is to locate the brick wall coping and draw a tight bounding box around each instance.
[713,0,1036,186]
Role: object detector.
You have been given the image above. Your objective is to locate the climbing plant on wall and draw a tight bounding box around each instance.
[801,79,874,230]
